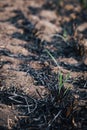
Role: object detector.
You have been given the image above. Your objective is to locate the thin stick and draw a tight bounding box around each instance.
[47,110,62,128]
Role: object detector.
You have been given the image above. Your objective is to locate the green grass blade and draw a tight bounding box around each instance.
[58,72,63,94]
[45,49,59,66]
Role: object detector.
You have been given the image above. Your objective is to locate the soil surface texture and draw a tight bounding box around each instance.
[0,0,87,130]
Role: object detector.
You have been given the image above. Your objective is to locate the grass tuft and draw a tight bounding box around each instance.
[45,49,70,95]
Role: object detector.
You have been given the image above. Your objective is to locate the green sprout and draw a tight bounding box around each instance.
[45,49,59,67]
[45,49,70,95]
[63,29,68,39]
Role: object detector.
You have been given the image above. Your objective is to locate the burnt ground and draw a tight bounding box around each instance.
[0,0,87,129]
